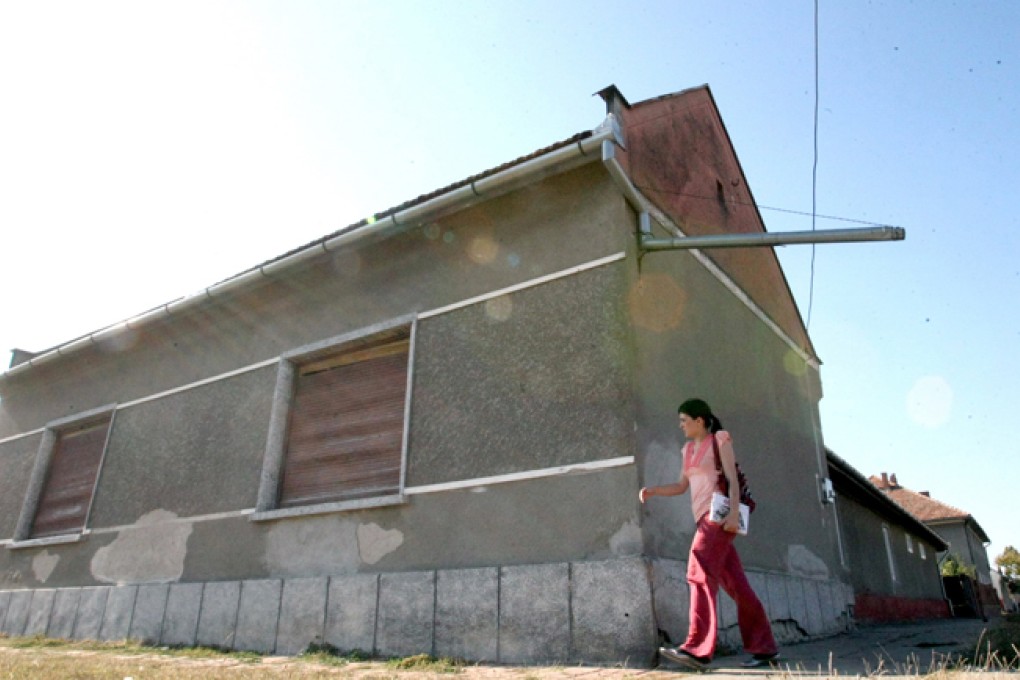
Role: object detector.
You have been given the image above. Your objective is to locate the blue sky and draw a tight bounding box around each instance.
[1,1,1017,566]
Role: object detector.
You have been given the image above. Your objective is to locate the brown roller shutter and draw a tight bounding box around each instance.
[279,336,409,508]
[32,417,110,538]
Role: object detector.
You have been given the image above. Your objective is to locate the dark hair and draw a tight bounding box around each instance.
[678,398,723,433]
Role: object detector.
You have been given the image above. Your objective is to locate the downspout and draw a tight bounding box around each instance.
[2,118,624,382]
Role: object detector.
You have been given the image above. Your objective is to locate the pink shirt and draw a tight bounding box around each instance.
[683,431,731,521]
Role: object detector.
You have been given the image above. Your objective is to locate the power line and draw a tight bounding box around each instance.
[630,183,897,229]
[808,0,820,329]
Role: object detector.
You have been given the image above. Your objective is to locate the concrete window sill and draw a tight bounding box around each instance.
[250,494,408,522]
[7,533,86,550]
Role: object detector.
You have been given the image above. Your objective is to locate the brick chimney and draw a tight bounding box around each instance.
[880,472,889,488]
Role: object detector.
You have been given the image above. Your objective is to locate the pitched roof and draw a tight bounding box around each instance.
[3,126,606,376]
[868,475,990,543]
[827,451,947,550]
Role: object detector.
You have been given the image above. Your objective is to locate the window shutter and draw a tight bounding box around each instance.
[32,418,110,538]
[279,340,409,508]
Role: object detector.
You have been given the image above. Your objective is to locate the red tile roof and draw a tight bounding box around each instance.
[868,475,990,542]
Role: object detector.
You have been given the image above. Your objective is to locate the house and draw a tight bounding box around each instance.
[827,452,948,621]
[870,473,998,619]
[1,85,854,664]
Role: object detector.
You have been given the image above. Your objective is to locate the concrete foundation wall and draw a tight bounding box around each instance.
[1,557,853,665]
[650,558,852,648]
[0,557,657,666]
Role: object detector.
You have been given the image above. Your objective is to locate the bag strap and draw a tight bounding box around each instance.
[711,434,728,493]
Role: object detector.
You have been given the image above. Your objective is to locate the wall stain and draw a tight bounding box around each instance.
[787,544,830,580]
[357,522,404,565]
[32,550,59,583]
[264,515,360,576]
[90,509,192,585]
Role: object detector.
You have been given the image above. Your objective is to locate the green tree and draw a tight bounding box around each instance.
[941,552,977,578]
[995,545,1020,580]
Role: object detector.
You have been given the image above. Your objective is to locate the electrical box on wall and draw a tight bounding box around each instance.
[819,476,836,504]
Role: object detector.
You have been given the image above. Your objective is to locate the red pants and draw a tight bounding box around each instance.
[681,516,777,659]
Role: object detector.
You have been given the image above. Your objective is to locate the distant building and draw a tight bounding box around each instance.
[870,473,998,618]
[827,453,948,621]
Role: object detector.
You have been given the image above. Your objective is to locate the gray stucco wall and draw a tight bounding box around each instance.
[630,236,838,580]
[934,522,992,582]
[0,164,626,438]
[0,165,643,595]
[835,495,943,600]
[0,433,39,540]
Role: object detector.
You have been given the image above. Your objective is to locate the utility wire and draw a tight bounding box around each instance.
[807,0,820,329]
[629,183,896,229]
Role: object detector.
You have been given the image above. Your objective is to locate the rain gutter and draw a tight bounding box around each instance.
[2,119,624,381]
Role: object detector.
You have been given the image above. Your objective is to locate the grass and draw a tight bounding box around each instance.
[6,616,1018,679]
[386,653,466,673]
[965,613,1020,670]
[0,634,469,679]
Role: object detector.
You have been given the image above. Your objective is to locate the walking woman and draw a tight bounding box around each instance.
[639,398,779,669]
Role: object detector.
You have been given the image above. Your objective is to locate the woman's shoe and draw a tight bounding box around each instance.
[740,652,781,668]
[659,646,711,670]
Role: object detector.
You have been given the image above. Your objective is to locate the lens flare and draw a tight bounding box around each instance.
[484,295,513,322]
[467,235,499,264]
[783,349,809,377]
[627,273,687,332]
[906,375,953,428]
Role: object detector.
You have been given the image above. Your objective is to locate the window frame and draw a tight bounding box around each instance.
[9,404,116,549]
[882,524,898,584]
[252,316,416,522]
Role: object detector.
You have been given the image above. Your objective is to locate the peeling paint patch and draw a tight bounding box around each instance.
[91,509,192,585]
[609,519,642,556]
[787,544,830,580]
[32,550,59,583]
[357,523,404,565]
[264,515,360,576]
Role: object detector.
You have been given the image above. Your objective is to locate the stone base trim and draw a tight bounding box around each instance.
[0,557,656,666]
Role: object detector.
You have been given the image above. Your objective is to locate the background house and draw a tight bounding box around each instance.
[2,85,858,663]
[827,452,948,621]
[870,473,998,619]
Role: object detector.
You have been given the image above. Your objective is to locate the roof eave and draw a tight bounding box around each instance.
[2,121,624,382]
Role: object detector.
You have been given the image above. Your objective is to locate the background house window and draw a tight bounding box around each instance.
[277,326,411,509]
[883,524,898,583]
[920,543,927,560]
[906,534,914,554]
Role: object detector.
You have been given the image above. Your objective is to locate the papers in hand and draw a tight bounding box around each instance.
[709,491,749,535]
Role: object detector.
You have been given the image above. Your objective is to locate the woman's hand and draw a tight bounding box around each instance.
[723,513,741,533]
[639,487,652,503]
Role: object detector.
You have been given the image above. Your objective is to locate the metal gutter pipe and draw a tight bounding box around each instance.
[2,121,622,380]
[640,226,905,251]
[599,139,907,251]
